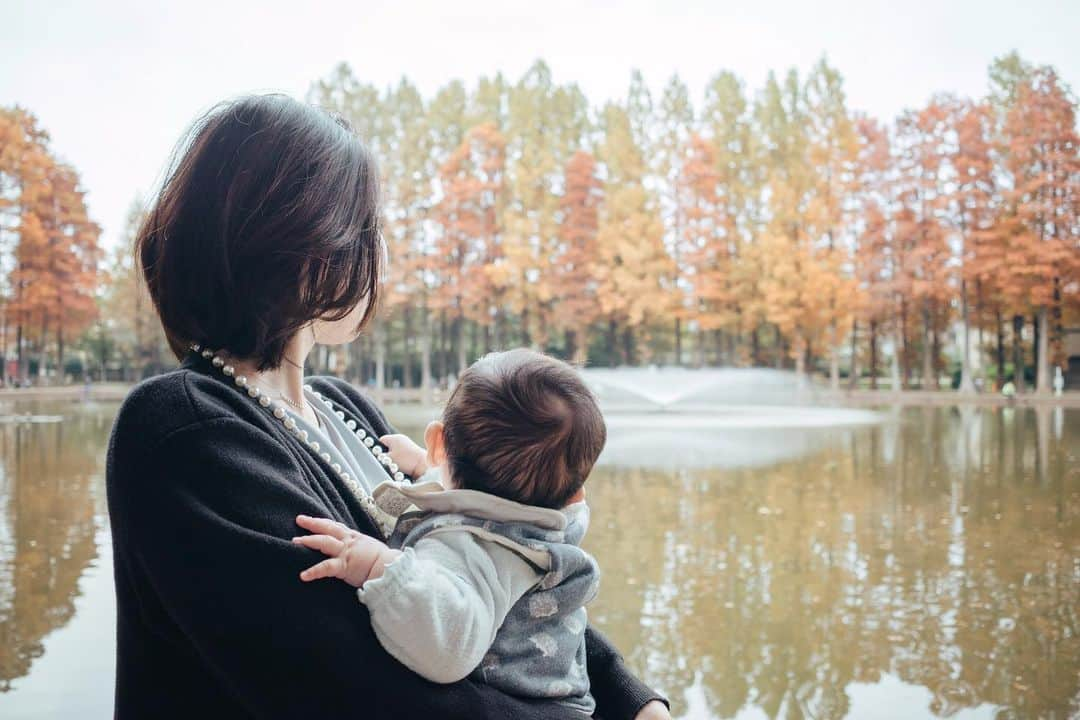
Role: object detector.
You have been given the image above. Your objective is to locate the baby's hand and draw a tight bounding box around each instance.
[293,515,400,587]
[379,433,428,478]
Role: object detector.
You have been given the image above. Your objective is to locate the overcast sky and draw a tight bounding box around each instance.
[3,0,1077,250]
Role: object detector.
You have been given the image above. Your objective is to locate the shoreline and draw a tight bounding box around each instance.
[1,382,1078,409]
[819,388,1080,408]
[0,383,133,403]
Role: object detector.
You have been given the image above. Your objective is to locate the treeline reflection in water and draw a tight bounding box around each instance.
[585,406,1079,719]
[0,402,1076,719]
[0,403,110,693]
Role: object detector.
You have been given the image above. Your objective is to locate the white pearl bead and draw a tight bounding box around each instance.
[247,387,259,397]
[273,407,286,419]
[341,473,351,483]
[320,453,331,462]
[235,375,247,387]
[192,344,201,352]
[223,365,235,377]
[357,428,367,439]
[284,418,296,430]
[298,430,308,442]
[393,472,404,481]
[332,463,341,473]
[335,411,345,420]
[389,463,399,473]
[309,441,320,452]
[212,356,224,367]
[259,395,271,407]
[346,420,356,430]
[202,349,213,358]
[371,446,382,456]
[363,437,374,447]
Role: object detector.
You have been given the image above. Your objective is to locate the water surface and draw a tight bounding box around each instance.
[0,399,1076,718]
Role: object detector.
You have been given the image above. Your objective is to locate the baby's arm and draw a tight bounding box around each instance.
[358,531,541,684]
[292,515,401,586]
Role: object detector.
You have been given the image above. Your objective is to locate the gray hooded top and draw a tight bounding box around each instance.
[357,477,599,715]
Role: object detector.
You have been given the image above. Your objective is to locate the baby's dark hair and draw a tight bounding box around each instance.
[441,349,606,509]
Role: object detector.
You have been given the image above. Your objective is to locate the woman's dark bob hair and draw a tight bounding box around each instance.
[137,94,382,371]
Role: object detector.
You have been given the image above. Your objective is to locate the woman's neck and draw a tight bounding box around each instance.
[227,330,317,423]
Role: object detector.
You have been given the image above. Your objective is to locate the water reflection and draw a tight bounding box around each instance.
[585,407,1080,719]
[0,402,1076,719]
[0,402,110,691]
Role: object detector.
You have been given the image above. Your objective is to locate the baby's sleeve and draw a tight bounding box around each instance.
[356,530,542,684]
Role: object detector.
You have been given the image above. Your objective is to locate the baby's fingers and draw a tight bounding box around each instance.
[292,534,344,557]
[299,557,345,582]
[295,514,350,540]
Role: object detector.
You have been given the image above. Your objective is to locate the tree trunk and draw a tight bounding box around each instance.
[674,317,682,366]
[890,328,902,392]
[868,320,879,390]
[420,309,433,404]
[921,304,934,390]
[403,307,413,388]
[958,278,975,393]
[1031,312,1040,391]
[622,326,634,366]
[848,319,859,390]
[828,320,840,392]
[1035,306,1050,395]
[520,306,532,349]
[931,328,941,391]
[1051,277,1063,371]
[775,328,786,370]
[471,321,480,366]
[373,321,386,403]
[607,318,618,368]
[995,311,1005,389]
[751,326,761,368]
[436,310,447,383]
[58,326,65,382]
[1012,314,1026,393]
[39,315,48,382]
[899,300,910,389]
[794,335,807,388]
[455,315,466,375]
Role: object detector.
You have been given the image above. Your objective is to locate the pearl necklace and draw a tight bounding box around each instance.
[189,344,403,535]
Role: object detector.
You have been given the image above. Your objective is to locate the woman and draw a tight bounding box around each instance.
[106,94,670,719]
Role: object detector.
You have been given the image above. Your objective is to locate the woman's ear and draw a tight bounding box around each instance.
[424,421,447,469]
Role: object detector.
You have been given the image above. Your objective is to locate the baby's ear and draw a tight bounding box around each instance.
[424,421,447,468]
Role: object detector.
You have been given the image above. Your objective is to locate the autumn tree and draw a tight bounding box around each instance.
[1000,68,1080,393]
[946,99,997,392]
[554,150,603,364]
[1,107,100,382]
[100,199,168,378]
[594,101,668,365]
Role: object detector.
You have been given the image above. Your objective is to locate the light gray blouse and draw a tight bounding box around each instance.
[281,386,389,498]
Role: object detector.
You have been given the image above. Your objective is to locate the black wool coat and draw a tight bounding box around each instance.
[106,350,664,719]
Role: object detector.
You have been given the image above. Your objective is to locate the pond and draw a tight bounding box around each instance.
[0,396,1076,718]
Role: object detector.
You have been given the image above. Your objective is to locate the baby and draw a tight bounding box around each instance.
[293,348,606,714]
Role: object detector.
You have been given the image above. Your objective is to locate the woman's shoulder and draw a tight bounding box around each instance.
[112,368,240,449]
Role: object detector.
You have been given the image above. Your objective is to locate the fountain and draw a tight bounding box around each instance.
[580,367,883,469]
